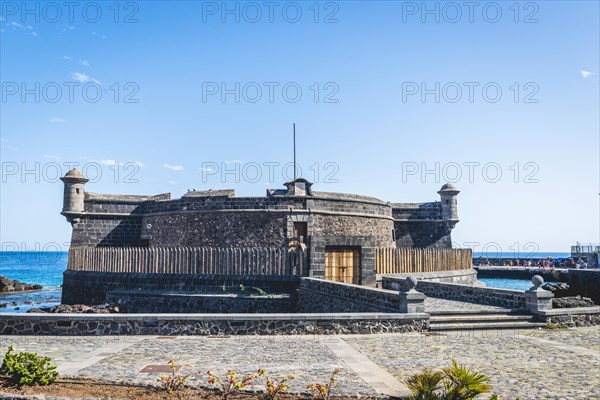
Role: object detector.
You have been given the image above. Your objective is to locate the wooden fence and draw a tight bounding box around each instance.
[68,247,306,276]
[376,248,472,274]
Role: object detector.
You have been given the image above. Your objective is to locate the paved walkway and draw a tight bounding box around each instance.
[424,297,513,312]
[1,327,599,399]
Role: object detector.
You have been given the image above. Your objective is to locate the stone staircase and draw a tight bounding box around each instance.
[428,308,547,331]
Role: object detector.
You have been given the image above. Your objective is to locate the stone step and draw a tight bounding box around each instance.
[430,314,534,323]
[428,308,529,316]
[429,321,547,331]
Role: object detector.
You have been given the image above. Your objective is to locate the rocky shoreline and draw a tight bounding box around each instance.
[0,275,43,293]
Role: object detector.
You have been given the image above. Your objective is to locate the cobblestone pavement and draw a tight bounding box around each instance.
[1,327,599,399]
[425,297,512,312]
[345,327,600,400]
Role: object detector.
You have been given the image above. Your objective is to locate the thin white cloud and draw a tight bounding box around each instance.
[134,161,144,167]
[201,166,215,172]
[163,163,184,171]
[71,72,90,82]
[49,118,66,123]
[43,154,61,161]
[63,25,75,31]
[580,70,595,78]
[63,56,72,60]
[79,59,90,66]
[71,72,101,85]
[168,181,178,185]
[0,16,5,22]
[91,159,118,166]
[8,21,36,36]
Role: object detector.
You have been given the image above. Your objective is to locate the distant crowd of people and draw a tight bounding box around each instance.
[476,256,589,269]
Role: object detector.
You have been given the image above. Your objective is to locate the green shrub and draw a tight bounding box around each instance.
[1,345,59,386]
[406,359,492,400]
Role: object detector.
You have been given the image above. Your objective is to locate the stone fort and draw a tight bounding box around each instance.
[60,170,466,306]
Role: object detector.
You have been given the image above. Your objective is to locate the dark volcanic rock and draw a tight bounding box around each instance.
[542,282,572,297]
[552,296,596,308]
[0,275,42,293]
[27,303,120,314]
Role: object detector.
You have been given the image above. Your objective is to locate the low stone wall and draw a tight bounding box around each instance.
[536,306,600,327]
[475,266,568,282]
[298,277,400,312]
[62,270,299,305]
[106,291,295,313]
[567,270,600,304]
[382,276,527,309]
[378,269,477,286]
[0,313,429,335]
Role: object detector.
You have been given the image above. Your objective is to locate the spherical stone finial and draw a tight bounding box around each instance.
[531,275,544,288]
[406,275,418,289]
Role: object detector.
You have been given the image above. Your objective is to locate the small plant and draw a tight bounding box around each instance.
[257,368,294,400]
[157,360,192,393]
[308,368,341,399]
[547,322,570,329]
[0,345,59,386]
[207,369,258,400]
[443,359,491,400]
[405,359,491,400]
[239,284,269,296]
[405,369,444,400]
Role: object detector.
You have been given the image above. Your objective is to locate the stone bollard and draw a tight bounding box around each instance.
[399,276,426,313]
[524,275,553,314]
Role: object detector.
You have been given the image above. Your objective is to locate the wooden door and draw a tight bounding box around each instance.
[325,247,360,284]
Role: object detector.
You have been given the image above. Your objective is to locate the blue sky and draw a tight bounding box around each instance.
[1,0,598,254]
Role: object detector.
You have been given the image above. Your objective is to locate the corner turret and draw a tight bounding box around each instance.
[60,169,88,219]
[437,183,459,221]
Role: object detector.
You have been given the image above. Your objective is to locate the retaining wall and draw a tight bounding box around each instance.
[62,270,299,305]
[298,277,400,312]
[0,313,429,335]
[106,291,295,313]
[568,270,600,304]
[382,276,527,309]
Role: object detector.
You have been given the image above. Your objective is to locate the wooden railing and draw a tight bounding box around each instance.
[68,247,306,276]
[376,248,472,274]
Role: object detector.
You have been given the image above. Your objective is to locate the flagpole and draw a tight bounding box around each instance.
[293,123,297,180]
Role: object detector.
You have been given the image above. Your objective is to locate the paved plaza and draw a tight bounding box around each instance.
[1,325,598,399]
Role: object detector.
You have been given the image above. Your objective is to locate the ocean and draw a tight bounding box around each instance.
[0,252,67,313]
[0,250,574,313]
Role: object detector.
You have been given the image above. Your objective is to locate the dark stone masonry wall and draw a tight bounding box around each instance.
[0,314,428,336]
[141,212,288,248]
[62,271,299,305]
[106,291,296,313]
[394,221,454,248]
[70,217,143,247]
[382,276,528,309]
[298,277,401,313]
[567,270,600,304]
[310,214,393,245]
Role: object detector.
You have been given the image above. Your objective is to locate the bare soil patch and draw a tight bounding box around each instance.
[0,378,380,399]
